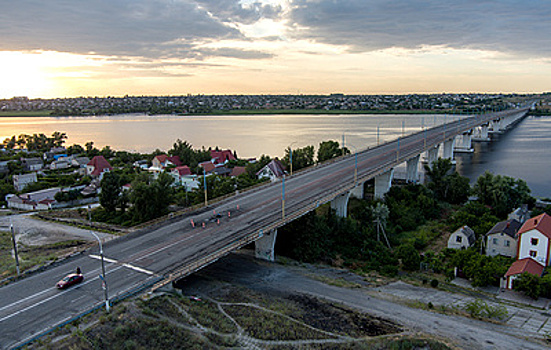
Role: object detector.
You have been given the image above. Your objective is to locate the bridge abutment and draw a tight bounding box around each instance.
[455,130,474,153]
[255,229,278,262]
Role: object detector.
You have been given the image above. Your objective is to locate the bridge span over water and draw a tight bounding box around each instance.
[0,105,531,349]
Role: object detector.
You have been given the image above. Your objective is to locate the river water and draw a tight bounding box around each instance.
[1,113,549,197]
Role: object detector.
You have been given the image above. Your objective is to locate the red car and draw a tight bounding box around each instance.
[56,273,84,289]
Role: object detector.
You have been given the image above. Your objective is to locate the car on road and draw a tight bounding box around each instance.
[56,273,84,289]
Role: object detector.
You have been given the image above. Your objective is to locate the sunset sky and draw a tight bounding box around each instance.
[1,0,550,98]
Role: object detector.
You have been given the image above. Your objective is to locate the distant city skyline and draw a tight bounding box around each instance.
[1,0,551,98]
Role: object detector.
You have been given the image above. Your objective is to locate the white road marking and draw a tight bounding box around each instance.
[0,265,124,323]
[89,255,155,275]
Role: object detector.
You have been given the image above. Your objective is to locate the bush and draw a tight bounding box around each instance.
[430,279,439,288]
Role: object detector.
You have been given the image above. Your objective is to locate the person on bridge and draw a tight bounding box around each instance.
[76,266,81,275]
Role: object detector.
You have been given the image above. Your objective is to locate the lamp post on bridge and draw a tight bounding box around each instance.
[281,175,286,220]
[287,142,297,176]
[88,206,110,313]
[348,144,358,184]
[203,166,208,207]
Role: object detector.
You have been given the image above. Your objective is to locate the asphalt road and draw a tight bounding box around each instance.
[0,108,529,349]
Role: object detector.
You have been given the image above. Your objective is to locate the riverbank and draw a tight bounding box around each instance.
[0,108,456,118]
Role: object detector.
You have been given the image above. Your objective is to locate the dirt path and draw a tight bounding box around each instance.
[187,252,549,350]
[0,212,116,246]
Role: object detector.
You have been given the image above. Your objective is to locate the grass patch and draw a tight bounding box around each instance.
[0,110,54,117]
[224,304,334,341]
[265,336,453,349]
[176,296,238,333]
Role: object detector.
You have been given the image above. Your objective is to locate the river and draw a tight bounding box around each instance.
[1,113,549,198]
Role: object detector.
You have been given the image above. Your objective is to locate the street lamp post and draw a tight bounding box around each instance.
[10,218,20,276]
[287,142,297,176]
[348,144,358,184]
[281,175,285,220]
[203,166,208,207]
[88,207,109,312]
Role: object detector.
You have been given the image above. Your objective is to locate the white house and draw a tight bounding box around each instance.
[256,159,286,182]
[516,213,551,266]
[447,225,475,250]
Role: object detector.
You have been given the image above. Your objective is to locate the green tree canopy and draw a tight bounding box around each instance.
[424,158,470,204]
[473,171,532,217]
[100,172,122,213]
[317,140,349,163]
[282,145,314,172]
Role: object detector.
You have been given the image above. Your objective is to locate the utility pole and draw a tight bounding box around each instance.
[203,167,208,207]
[89,206,109,312]
[281,175,285,220]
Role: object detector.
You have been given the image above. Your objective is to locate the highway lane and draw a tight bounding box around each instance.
[0,108,529,349]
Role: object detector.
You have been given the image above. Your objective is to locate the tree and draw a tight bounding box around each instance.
[513,272,543,299]
[67,144,85,155]
[282,145,314,172]
[130,172,174,223]
[100,172,121,213]
[317,140,349,163]
[395,244,420,271]
[424,158,470,204]
[51,131,67,147]
[473,172,532,217]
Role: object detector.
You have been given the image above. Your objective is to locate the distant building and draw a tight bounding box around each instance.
[210,149,236,164]
[13,172,38,192]
[21,157,43,171]
[7,187,61,211]
[447,226,475,250]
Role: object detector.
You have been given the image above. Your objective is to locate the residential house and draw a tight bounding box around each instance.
[0,160,10,174]
[133,160,149,170]
[151,154,181,169]
[43,147,66,161]
[50,156,73,170]
[7,187,61,210]
[485,219,521,258]
[504,257,545,289]
[230,166,247,177]
[210,149,236,164]
[256,159,286,182]
[516,213,551,266]
[508,205,529,224]
[199,161,217,175]
[72,156,90,168]
[447,225,476,250]
[170,166,200,190]
[86,156,112,179]
[21,157,43,171]
[13,172,38,192]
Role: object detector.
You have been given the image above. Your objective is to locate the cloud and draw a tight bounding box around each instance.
[287,0,551,58]
[0,0,244,58]
[195,0,283,24]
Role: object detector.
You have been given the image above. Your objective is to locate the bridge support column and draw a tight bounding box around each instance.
[442,137,455,161]
[473,124,490,141]
[255,229,278,262]
[331,192,352,217]
[489,118,502,134]
[426,145,440,165]
[349,183,364,199]
[406,155,420,183]
[374,168,394,199]
[455,130,474,153]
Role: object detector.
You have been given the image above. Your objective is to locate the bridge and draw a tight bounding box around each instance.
[0,105,531,349]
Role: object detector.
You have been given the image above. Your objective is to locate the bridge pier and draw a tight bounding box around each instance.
[426,144,440,165]
[473,123,490,141]
[455,130,474,153]
[442,137,456,161]
[406,155,420,183]
[331,191,352,217]
[255,229,278,262]
[374,168,394,199]
[489,118,503,134]
[349,183,364,199]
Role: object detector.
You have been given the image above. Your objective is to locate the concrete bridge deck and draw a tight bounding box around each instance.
[0,106,531,349]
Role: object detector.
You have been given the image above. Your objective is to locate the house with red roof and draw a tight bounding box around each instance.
[516,213,551,266]
[501,213,551,289]
[86,156,112,179]
[210,149,236,165]
[151,154,182,169]
[256,159,286,182]
[504,257,545,289]
[170,165,199,190]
